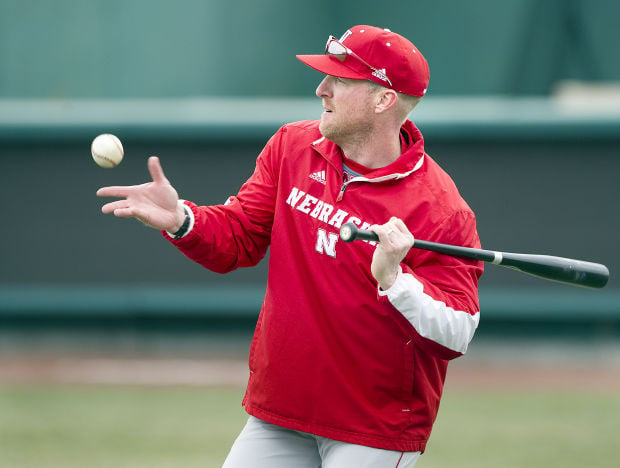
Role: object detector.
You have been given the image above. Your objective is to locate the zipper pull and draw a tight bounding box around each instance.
[337,183,347,202]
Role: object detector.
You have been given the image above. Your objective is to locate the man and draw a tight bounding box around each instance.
[98,25,483,468]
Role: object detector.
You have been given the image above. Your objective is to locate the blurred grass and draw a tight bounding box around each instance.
[424,390,619,468]
[0,385,247,468]
[0,385,618,468]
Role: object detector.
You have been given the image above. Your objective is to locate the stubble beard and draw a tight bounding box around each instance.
[319,113,374,148]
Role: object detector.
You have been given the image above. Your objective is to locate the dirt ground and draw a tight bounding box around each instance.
[1,342,619,391]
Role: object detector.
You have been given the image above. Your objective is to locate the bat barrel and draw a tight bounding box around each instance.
[500,253,610,289]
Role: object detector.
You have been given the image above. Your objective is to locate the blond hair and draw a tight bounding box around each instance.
[395,92,422,124]
[366,81,422,124]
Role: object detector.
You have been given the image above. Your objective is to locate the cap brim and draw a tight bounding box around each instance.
[296,54,368,80]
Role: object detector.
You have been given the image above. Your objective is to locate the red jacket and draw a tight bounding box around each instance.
[165,120,483,452]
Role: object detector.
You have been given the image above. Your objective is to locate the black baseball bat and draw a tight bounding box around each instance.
[339,222,609,289]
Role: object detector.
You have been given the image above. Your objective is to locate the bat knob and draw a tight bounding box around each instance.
[339,223,355,242]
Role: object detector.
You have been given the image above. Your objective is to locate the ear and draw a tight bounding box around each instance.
[374,89,399,114]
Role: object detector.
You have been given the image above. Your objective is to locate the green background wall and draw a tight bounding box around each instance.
[1,0,618,98]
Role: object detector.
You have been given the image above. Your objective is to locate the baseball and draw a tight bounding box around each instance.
[91,134,124,168]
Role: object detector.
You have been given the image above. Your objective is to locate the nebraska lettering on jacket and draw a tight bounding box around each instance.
[285,186,375,254]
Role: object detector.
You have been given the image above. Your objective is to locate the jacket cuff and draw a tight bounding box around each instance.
[377,265,415,298]
[163,200,195,240]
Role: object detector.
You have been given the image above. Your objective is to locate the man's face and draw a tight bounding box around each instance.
[315,76,379,145]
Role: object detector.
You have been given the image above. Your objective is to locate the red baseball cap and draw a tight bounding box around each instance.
[296,25,429,97]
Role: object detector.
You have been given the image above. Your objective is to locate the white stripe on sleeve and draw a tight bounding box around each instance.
[378,269,480,354]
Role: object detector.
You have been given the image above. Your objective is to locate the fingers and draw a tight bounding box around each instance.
[100,199,130,214]
[369,224,390,244]
[101,202,145,222]
[390,217,414,242]
[389,217,406,232]
[100,198,137,218]
[109,207,138,219]
[96,186,132,198]
[148,156,169,184]
[370,217,414,245]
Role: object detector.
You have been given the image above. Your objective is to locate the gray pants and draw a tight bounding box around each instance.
[223,416,421,468]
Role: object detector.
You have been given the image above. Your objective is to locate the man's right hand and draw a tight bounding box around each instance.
[97,156,185,232]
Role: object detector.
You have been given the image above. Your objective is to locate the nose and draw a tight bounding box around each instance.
[315,76,331,99]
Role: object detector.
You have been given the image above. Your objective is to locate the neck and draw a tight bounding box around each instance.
[340,126,402,169]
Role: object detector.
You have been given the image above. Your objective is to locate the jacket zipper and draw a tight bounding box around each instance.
[336,174,398,202]
[337,183,347,202]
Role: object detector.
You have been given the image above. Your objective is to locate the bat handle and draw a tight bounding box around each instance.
[340,223,379,242]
